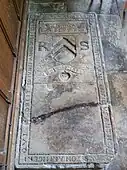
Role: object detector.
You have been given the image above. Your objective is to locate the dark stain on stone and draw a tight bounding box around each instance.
[31,102,98,124]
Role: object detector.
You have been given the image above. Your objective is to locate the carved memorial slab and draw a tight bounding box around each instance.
[15,13,116,169]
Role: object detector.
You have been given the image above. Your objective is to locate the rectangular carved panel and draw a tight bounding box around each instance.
[15,13,116,169]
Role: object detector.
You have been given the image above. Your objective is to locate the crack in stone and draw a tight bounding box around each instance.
[31,102,98,124]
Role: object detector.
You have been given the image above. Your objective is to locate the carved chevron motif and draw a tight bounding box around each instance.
[53,36,77,64]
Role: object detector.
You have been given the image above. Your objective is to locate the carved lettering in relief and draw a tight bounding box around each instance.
[38,22,88,34]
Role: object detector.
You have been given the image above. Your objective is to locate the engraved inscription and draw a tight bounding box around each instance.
[38,42,49,51]
[80,41,89,50]
[38,21,88,34]
[21,134,27,154]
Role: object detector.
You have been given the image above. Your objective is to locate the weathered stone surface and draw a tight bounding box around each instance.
[67,0,90,12]
[15,12,116,169]
[108,73,127,147]
[29,1,67,13]
[29,0,119,15]
[98,14,127,72]
[11,0,127,169]
[106,72,127,170]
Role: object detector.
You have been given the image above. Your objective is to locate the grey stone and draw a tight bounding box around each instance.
[107,72,127,169]
[98,14,127,72]
[108,73,127,142]
[29,1,67,13]
[15,12,115,169]
[14,0,127,169]
[29,0,119,15]
[67,0,90,12]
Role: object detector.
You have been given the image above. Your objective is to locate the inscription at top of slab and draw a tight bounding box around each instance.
[38,21,88,33]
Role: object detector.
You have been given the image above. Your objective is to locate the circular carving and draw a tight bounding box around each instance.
[59,71,71,82]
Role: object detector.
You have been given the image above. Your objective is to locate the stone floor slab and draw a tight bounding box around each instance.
[15,12,116,169]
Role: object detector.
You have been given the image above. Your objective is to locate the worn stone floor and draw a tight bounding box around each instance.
[15,0,127,170]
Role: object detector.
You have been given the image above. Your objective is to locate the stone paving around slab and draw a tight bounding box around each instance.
[14,0,127,170]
